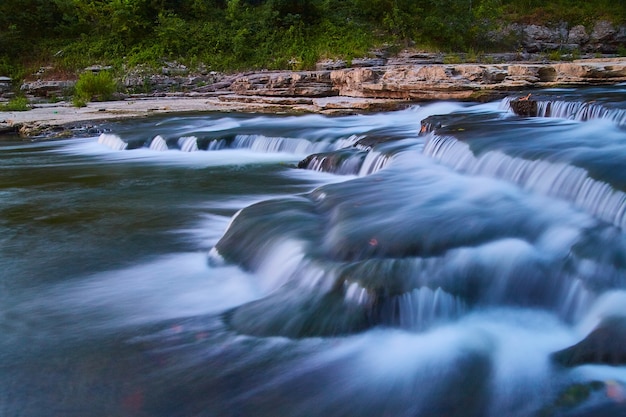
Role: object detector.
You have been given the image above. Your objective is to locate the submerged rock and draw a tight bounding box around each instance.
[552,316,626,367]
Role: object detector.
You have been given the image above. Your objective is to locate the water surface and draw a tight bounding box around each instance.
[2,89,626,416]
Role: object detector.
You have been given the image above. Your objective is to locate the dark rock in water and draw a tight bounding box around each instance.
[213,196,322,270]
[509,97,539,117]
[425,348,492,417]
[353,135,402,150]
[298,149,367,175]
[552,316,626,367]
[223,286,373,338]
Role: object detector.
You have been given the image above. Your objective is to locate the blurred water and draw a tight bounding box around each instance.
[2,89,626,416]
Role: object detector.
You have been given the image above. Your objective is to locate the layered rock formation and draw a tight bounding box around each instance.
[3,57,626,138]
[221,58,626,102]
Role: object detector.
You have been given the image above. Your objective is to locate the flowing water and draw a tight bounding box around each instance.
[2,87,626,416]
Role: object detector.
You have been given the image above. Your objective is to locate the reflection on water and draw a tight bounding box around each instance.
[2,88,626,416]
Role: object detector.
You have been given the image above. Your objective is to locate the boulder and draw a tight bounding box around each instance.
[508,97,538,116]
[587,20,621,53]
[568,25,589,45]
[522,24,566,51]
[590,20,617,43]
[552,316,626,367]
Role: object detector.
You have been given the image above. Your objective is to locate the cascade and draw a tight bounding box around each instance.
[504,96,626,127]
[148,135,168,151]
[97,133,127,150]
[424,134,626,229]
[231,134,331,154]
[177,136,199,152]
[536,100,626,126]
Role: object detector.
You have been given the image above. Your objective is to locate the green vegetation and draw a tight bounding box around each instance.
[0,96,30,111]
[0,0,625,78]
[73,71,117,103]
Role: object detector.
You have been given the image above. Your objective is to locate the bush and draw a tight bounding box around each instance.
[74,70,117,104]
[0,96,30,111]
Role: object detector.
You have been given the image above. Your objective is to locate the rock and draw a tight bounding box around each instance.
[20,80,75,98]
[0,76,11,95]
[315,59,347,71]
[224,288,373,338]
[351,57,387,67]
[230,71,336,97]
[568,25,589,45]
[552,316,626,367]
[161,61,189,76]
[0,120,17,134]
[219,94,314,106]
[508,96,538,116]
[591,20,617,43]
[523,24,566,51]
[484,21,625,54]
[587,20,621,53]
[298,149,366,175]
[84,65,113,73]
[313,96,403,112]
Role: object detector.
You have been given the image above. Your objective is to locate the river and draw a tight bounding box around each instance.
[2,87,626,416]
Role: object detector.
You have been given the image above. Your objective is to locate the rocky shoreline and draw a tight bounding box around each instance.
[2,57,626,138]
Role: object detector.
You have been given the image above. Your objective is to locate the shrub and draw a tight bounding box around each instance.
[74,71,117,104]
[0,96,30,111]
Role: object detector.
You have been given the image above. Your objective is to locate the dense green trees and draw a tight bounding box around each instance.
[0,0,625,76]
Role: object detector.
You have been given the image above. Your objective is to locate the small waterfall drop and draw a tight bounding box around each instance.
[301,152,367,176]
[232,134,331,154]
[384,287,467,331]
[149,135,168,151]
[358,151,392,176]
[178,136,199,152]
[424,134,626,229]
[504,96,626,127]
[97,133,128,151]
[536,100,626,126]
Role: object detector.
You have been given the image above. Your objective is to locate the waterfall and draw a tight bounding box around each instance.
[344,282,466,331]
[149,135,168,151]
[537,100,626,126]
[97,133,128,150]
[358,151,392,176]
[177,136,199,152]
[232,134,332,154]
[302,152,367,175]
[424,134,626,229]
[298,148,392,176]
[505,97,626,127]
[334,134,365,150]
[206,138,228,150]
[388,287,466,331]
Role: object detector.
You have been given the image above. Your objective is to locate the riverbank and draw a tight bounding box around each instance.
[2,57,626,138]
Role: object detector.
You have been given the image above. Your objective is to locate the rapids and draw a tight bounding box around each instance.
[2,86,626,416]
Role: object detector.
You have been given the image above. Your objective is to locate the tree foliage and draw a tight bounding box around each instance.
[0,0,624,75]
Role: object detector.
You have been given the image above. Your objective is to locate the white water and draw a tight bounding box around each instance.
[424,134,626,229]
[97,133,127,150]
